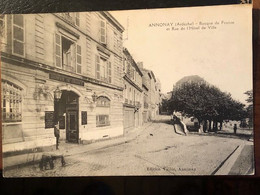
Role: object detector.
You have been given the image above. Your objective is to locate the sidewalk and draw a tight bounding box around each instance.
[3,122,152,170]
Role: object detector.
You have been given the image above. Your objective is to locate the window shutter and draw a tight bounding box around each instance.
[55,33,61,67]
[0,15,5,41]
[107,61,112,83]
[75,12,80,26]
[100,20,106,44]
[76,44,82,74]
[12,14,25,56]
[96,55,100,80]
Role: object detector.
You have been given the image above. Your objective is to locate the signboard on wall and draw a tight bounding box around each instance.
[45,111,54,128]
[82,111,87,125]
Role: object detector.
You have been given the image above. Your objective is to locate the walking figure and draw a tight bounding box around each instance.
[233,124,237,135]
[54,121,60,150]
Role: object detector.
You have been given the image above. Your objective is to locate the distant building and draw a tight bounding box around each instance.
[137,62,161,121]
[122,48,143,132]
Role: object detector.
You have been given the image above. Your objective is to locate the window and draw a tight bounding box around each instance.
[95,55,112,83]
[61,13,79,26]
[96,96,110,127]
[96,115,110,127]
[62,37,75,72]
[55,33,81,74]
[12,14,24,56]
[100,19,106,44]
[1,80,22,122]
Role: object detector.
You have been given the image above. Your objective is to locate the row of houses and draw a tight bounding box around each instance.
[0,12,161,154]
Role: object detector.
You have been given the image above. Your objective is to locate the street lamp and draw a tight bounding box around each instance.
[54,87,62,101]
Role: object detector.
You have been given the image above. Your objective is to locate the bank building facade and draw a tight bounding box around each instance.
[0,12,125,154]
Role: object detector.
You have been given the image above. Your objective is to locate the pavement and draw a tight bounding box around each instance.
[3,122,152,171]
[3,115,255,177]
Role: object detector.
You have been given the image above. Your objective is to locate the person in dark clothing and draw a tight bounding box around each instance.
[233,124,237,135]
[54,121,60,150]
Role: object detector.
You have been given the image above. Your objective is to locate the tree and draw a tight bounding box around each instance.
[169,78,246,132]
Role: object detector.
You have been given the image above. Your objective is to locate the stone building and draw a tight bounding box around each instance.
[0,12,124,154]
[122,48,143,132]
[137,62,161,121]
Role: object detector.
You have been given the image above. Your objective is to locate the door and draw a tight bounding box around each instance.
[66,109,78,143]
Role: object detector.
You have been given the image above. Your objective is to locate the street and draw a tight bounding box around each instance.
[4,116,254,177]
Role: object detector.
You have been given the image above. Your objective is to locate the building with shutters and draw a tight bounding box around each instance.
[122,48,143,132]
[0,12,125,155]
[137,62,161,121]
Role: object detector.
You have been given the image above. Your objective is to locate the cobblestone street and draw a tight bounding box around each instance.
[4,116,254,177]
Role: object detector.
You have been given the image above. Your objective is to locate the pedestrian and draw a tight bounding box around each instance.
[54,121,60,150]
[233,124,237,135]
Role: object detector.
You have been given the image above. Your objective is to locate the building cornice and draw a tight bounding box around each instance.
[1,52,123,91]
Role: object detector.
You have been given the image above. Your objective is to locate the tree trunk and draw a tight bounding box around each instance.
[209,120,212,131]
[203,120,208,132]
[198,121,203,133]
[213,121,217,132]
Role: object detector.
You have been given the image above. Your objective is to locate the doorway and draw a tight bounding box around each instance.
[55,90,79,143]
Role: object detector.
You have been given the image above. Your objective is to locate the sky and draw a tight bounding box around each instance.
[110,4,252,104]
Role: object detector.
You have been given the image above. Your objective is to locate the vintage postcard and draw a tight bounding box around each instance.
[0,4,254,177]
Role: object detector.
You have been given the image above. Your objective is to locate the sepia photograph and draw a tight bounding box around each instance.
[0,4,254,177]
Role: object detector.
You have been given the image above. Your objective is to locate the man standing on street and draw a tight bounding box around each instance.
[54,121,60,150]
[233,124,237,135]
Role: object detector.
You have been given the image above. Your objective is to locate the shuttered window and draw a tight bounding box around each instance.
[100,19,106,44]
[96,55,101,79]
[75,13,80,27]
[55,33,62,67]
[76,44,81,74]
[12,15,24,56]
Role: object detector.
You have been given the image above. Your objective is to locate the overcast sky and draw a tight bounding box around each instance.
[110,5,252,104]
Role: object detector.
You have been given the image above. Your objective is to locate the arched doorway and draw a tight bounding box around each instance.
[54,90,79,143]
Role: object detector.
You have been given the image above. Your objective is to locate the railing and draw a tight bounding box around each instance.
[125,99,128,104]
